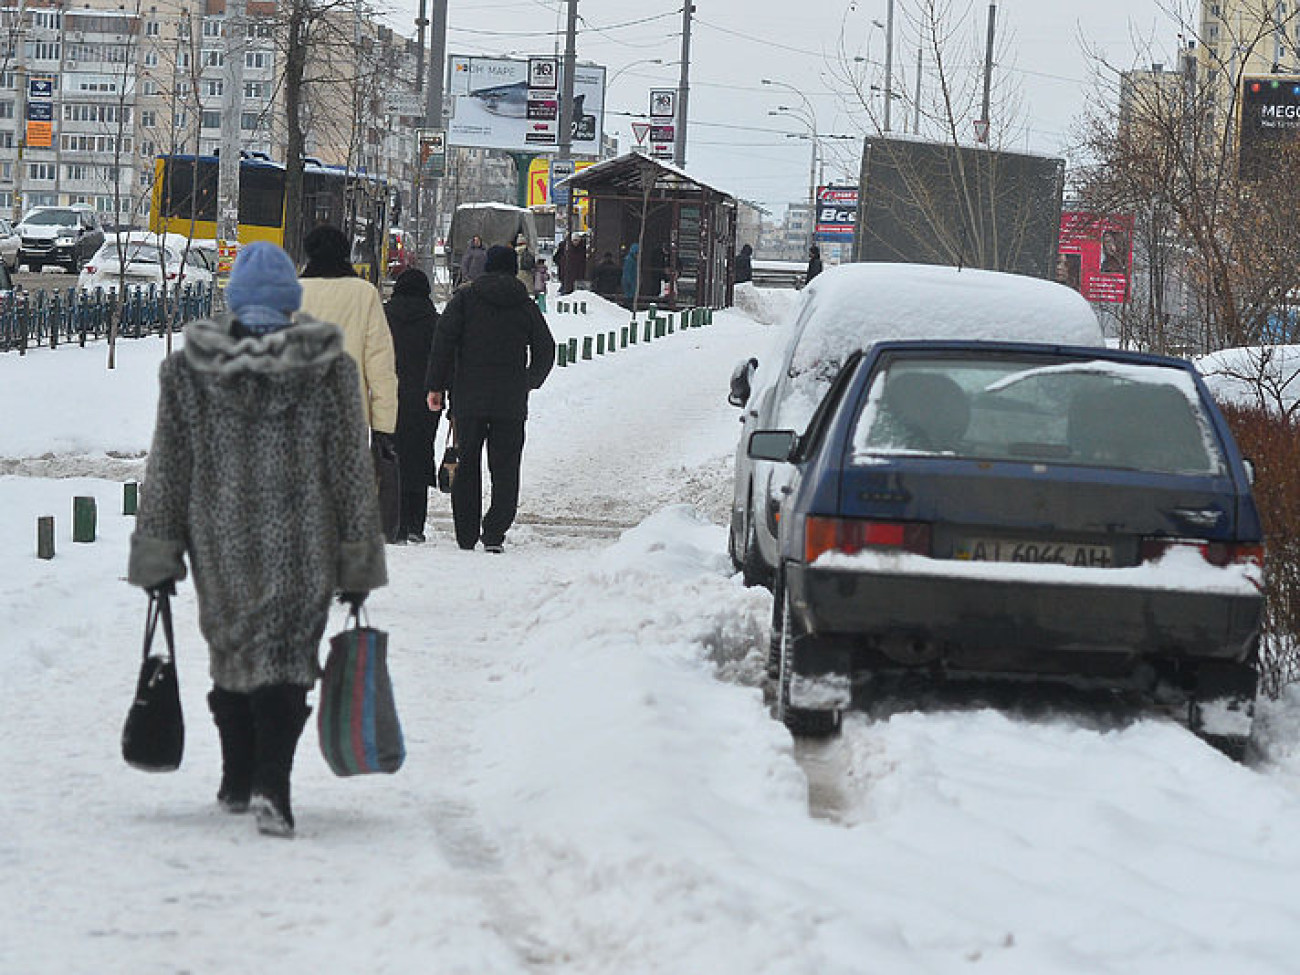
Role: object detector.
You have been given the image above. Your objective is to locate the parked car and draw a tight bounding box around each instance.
[749,338,1266,757]
[78,232,215,294]
[16,204,105,273]
[727,262,1106,590]
[0,217,19,271]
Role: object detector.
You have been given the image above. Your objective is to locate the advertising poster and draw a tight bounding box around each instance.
[417,128,446,179]
[26,99,53,149]
[815,185,858,239]
[447,55,606,155]
[1238,75,1300,179]
[1058,211,1133,303]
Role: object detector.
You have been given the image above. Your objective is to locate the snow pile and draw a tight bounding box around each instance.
[1196,344,1300,413]
[731,281,801,326]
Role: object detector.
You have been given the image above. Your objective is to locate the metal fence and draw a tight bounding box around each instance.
[0,282,214,355]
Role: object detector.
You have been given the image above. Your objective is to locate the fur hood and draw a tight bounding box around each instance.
[181,312,345,416]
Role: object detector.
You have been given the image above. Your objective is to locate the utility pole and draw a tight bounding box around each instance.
[883,0,894,133]
[913,47,922,135]
[414,0,426,94]
[977,2,996,143]
[12,0,28,222]
[423,0,446,272]
[556,0,577,231]
[674,2,693,167]
[217,0,247,250]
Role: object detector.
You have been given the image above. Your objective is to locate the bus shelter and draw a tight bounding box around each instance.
[560,153,737,309]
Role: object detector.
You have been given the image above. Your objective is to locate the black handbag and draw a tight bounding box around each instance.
[121,592,184,772]
[372,436,402,543]
[438,419,459,494]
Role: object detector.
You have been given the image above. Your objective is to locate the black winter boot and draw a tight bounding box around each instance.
[248,684,312,838]
[207,688,255,813]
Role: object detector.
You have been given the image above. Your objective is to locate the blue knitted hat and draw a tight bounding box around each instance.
[224,242,303,333]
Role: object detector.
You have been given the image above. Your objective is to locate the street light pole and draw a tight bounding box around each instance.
[884,0,895,132]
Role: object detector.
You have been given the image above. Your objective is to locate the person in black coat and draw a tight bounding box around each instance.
[424,245,556,553]
[592,251,622,298]
[734,243,754,285]
[805,244,823,286]
[384,268,440,543]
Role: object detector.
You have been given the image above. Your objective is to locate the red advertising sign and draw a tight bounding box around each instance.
[1058,211,1133,303]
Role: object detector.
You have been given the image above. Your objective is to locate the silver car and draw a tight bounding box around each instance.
[0,217,18,271]
[727,262,1108,590]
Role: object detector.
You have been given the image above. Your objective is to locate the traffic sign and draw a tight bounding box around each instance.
[632,122,651,144]
[974,119,989,143]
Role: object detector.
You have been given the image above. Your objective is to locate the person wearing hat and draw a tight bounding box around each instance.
[128,241,388,838]
[425,244,555,553]
[514,232,537,292]
[384,267,441,542]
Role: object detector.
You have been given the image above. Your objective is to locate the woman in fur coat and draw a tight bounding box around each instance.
[128,242,388,838]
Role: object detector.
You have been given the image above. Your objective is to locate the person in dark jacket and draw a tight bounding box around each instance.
[592,251,622,298]
[460,235,487,286]
[734,243,754,285]
[424,245,556,553]
[384,268,440,543]
[805,244,823,286]
[559,233,587,294]
[128,242,387,838]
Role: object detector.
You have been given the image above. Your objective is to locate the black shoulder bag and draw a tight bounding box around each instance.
[121,592,185,772]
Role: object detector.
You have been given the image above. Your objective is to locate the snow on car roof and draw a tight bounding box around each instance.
[788,263,1105,376]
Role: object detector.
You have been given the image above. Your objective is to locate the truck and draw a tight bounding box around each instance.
[447,202,539,287]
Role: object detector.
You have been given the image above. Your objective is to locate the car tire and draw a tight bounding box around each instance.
[776,586,841,738]
[740,503,773,590]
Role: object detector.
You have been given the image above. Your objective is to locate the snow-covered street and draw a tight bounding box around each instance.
[6,292,1300,974]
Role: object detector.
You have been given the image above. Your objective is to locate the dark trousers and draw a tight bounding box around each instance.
[400,490,428,537]
[450,415,526,549]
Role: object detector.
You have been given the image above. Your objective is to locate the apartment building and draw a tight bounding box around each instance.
[0,0,423,224]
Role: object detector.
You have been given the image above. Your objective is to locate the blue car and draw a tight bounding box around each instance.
[749,339,1266,756]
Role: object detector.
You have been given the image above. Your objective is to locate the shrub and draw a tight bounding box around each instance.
[1220,403,1300,694]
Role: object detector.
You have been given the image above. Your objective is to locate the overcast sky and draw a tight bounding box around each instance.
[380,0,1188,212]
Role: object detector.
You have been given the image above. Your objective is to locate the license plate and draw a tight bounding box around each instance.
[954,536,1113,567]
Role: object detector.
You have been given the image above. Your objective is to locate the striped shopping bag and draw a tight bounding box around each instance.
[318,611,405,776]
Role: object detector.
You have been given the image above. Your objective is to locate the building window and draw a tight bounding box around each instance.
[204,79,223,97]
[0,101,12,119]
[144,51,159,67]
[202,49,223,68]
[201,110,221,129]
[244,81,265,99]
[28,163,57,182]
[146,20,160,37]
[142,80,158,95]
[241,111,260,130]
[245,50,269,69]
[203,18,223,38]
[142,110,156,128]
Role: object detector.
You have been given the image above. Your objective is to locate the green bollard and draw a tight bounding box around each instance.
[580,301,588,314]
[629,320,638,344]
[123,481,138,515]
[72,496,97,543]
[655,319,665,338]
[608,330,616,351]
[643,320,653,342]
[568,337,578,361]
[37,516,55,559]
[596,333,605,355]
[582,335,593,359]
[557,344,568,367]
[620,326,629,348]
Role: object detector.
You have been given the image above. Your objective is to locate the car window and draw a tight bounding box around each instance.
[23,210,78,226]
[851,354,1225,475]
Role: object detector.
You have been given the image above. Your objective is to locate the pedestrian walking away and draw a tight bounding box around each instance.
[622,243,641,308]
[460,234,487,286]
[424,244,556,553]
[127,241,388,838]
[532,254,550,313]
[298,224,401,541]
[515,234,537,294]
[384,267,441,543]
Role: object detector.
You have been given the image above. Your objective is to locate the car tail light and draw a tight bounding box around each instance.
[1140,537,1264,568]
[804,516,931,563]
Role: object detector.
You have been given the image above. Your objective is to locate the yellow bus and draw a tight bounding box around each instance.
[149,152,390,274]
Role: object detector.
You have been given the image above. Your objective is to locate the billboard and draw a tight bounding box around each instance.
[853,136,1064,279]
[815,185,858,240]
[1057,211,1133,303]
[1239,75,1300,178]
[447,55,606,155]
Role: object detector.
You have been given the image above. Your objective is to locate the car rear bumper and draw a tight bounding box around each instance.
[786,560,1263,675]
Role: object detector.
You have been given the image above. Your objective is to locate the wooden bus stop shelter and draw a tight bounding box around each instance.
[561,153,737,309]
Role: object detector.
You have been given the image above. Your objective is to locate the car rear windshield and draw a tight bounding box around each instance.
[851,354,1226,475]
[95,242,175,264]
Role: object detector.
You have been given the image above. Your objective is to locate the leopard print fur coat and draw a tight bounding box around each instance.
[128,312,388,692]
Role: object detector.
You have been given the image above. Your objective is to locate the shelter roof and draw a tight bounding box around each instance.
[560,153,735,201]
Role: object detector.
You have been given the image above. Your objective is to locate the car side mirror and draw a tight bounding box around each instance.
[729,357,758,407]
[748,429,798,463]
